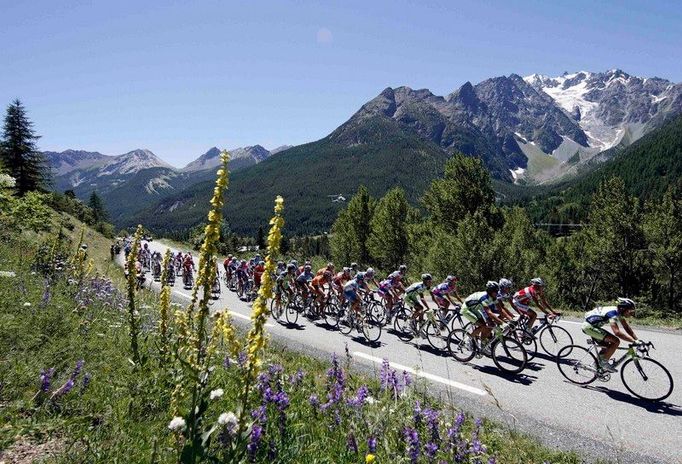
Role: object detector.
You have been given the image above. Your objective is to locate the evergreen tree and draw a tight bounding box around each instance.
[421,153,495,233]
[583,177,645,299]
[367,187,410,270]
[256,226,265,250]
[88,191,109,223]
[330,186,375,265]
[0,99,49,195]
[643,186,682,313]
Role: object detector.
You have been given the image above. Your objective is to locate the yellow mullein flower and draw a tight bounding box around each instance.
[365,454,376,464]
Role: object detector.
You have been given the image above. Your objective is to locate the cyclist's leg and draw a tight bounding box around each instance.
[582,323,618,362]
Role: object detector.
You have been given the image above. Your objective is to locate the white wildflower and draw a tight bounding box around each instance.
[366,396,376,405]
[168,416,186,432]
[218,412,238,427]
[23,302,31,307]
[209,388,224,400]
[0,271,16,278]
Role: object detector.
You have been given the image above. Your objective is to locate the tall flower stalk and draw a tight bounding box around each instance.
[158,248,172,363]
[125,224,143,365]
[236,196,285,440]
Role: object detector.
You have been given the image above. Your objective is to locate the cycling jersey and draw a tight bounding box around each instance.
[332,272,349,287]
[461,291,497,323]
[513,286,537,305]
[387,271,403,284]
[432,282,454,297]
[343,278,365,303]
[377,279,393,297]
[311,275,327,287]
[405,282,428,305]
[585,306,620,327]
[296,271,314,284]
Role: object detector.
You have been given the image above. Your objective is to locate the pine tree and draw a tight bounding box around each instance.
[643,186,682,313]
[88,191,109,223]
[367,187,411,270]
[330,186,375,265]
[256,226,265,250]
[0,99,49,195]
[422,153,495,233]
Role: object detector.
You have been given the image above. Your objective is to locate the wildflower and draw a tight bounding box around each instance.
[0,271,16,278]
[71,360,84,380]
[347,432,358,454]
[23,302,31,307]
[39,368,55,393]
[210,388,224,400]
[247,424,263,460]
[365,454,376,464]
[423,408,440,442]
[168,416,186,432]
[403,427,420,463]
[50,379,75,400]
[309,394,320,409]
[413,401,423,427]
[425,442,438,460]
[80,373,91,393]
[218,411,238,436]
[348,385,369,408]
[368,436,377,453]
[289,368,304,387]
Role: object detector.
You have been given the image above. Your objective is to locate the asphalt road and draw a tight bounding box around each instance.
[124,241,682,464]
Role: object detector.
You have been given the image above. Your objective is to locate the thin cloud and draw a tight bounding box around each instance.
[316,28,333,44]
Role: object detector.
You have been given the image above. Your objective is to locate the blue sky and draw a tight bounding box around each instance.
[1,0,680,167]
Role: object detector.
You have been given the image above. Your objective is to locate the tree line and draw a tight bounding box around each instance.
[330,154,682,316]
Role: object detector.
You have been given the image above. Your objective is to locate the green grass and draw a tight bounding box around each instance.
[0,213,596,463]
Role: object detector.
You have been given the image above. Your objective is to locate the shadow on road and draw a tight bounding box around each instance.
[279,321,306,330]
[349,335,382,349]
[583,385,682,415]
[415,344,450,358]
[472,365,538,385]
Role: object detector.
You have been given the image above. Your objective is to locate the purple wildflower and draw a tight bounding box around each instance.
[237,351,247,368]
[309,394,320,409]
[368,436,377,453]
[39,368,55,393]
[424,408,440,442]
[347,385,369,408]
[51,378,75,400]
[71,360,84,380]
[413,401,423,427]
[403,370,412,387]
[247,424,263,461]
[488,457,497,464]
[346,432,358,453]
[251,405,267,423]
[80,372,91,393]
[223,356,231,368]
[289,368,304,387]
[425,441,439,461]
[403,427,420,463]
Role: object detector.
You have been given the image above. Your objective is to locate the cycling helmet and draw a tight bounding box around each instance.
[399,264,407,274]
[617,297,636,309]
[350,262,358,268]
[421,273,433,281]
[446,275,458,283]
[304,264,312,272]
[499,278,513,289]
[323,270,332,278]
[305,260,311,266]
[240,259,247,265]
[342,266,350,274]
[290,260,298,267]
[486,281,500,292]
[530,278,545,287]
[366,267,375,276]
[255,254,261,259]
[327,262,334,269]
[81,244,88,250]
[356,272,366,281]
[277,260,284,265]
[286,263,296,271]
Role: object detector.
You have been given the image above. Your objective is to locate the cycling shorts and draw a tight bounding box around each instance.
[433,294,449,308]
[582,323,609,341]
[405,292,421,307]
[512,298,534,314]
[344,289,358,303]
[461,303,484,324]
[377,284,392,298]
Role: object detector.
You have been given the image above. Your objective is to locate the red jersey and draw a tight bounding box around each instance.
[513,286,538,305]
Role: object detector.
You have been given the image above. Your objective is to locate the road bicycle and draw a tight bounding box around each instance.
[152,260,162,282]
[447,324,528,374]
[163,266,175,287]
[210,274,221,299]
[556,340,673,402]
[336,303,382,343]
[270,291,290,323]
[182,268,194,289]
[517,314,573,358]
[393,306,452,352]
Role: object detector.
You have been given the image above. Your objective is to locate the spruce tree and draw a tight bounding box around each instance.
[330,185,375,265]
[367,187,410,270]
[0,99,49,195]
[88,191,109,223]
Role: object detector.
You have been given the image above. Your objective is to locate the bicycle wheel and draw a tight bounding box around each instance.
[339,310,354,335]
[539,325,573,358]
[556,345,598,385]
[323,301,339,328]
[511,328,537,362]
[393,307,414,341]
[369,302,386,326]
[491,337,527,374]
[284,299,299,325]
[425,320,450,352]
[620,357,674,402]
[270,297,284,321]
[361,314,382,343]
[447,329,476,362]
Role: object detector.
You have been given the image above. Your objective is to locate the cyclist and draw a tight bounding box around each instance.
[349,262,359,278]
[388,264,408,296]
[512,278,559,331]
[343,271,370,318]
[364,267,379,288]
[377,275,398,323]
[332,267,351,304]
[311,270,332,316]
[494,278,517,322]
[223,254,233,274]
[317,262,335,277]
[182,253,195,286]
[461,281,505,342]
[276,260,286,275]
[404,274,433,332]
[274,263,296,310]
[582,298,640,373]
[298,260,312,276]
[295,264,315,300]
[236,259,249,292]
[431,275,463,323]
[253,260,265,290]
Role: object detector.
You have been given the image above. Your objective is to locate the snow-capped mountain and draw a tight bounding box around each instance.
[182,145,273,172]
[524,69,682,151]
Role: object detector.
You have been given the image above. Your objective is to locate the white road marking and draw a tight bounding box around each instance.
[352,351,487,396]
[171,291,273,327]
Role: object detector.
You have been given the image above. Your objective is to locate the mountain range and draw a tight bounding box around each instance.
[44,69,682,236]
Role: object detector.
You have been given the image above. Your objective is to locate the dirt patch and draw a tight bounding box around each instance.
[0,436,64,464]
